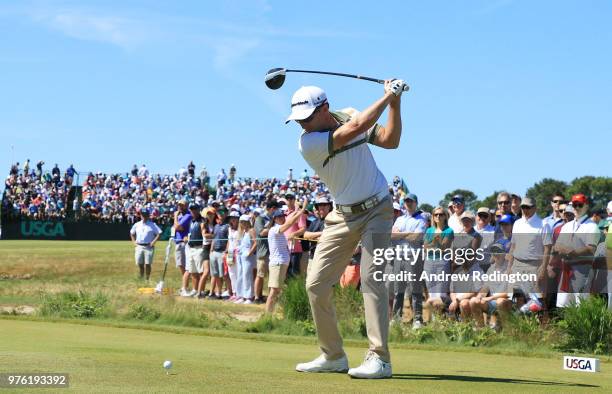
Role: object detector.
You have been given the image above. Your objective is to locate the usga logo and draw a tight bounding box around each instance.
[563,356,600,373]
[20,221,66,238]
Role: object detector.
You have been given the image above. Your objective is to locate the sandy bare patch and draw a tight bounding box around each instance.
[0,305,36,315]
[232,311,262,323]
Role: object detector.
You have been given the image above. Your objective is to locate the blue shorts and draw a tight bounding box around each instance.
[487,300,498,314]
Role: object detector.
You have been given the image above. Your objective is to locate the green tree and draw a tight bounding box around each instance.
[419,203,434,213]
[526,178,569,217]
[566,176,612,212]
[440,189,478,211]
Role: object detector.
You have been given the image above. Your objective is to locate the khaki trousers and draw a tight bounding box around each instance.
[306,195,393,362]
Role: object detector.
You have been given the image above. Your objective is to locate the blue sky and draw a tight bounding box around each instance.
[1,0,610,206]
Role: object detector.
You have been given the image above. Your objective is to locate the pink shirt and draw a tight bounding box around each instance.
[284,207,306,253]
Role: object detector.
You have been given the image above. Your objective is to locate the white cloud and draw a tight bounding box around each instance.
[29,8,146,49]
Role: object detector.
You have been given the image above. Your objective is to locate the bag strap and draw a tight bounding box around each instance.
[323,111,373,168]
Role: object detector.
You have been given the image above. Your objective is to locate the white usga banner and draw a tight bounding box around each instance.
[563,356,600,373]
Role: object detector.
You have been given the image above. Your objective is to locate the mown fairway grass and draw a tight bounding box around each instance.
[0,319,610,393]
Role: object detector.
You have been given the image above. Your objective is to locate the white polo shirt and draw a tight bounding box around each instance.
[130,220,162,244]
[298,108,388,205]
[448,213,464,234]
[511,214,552,260]
[557,215,600,251]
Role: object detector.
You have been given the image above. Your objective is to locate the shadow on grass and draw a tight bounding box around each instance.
[392,373,599,388]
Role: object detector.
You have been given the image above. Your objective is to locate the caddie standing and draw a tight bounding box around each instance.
[289,80,406,378]
[130,208,162,280]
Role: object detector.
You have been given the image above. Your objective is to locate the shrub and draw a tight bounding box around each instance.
[557,296,612,355]
[280,275,311,322]
[39,291,109,319]
[127,303,161,322]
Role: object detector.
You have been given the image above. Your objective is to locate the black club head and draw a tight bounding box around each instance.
[264,68,286,90]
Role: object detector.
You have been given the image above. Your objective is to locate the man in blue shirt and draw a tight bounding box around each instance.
[173,200,192,295]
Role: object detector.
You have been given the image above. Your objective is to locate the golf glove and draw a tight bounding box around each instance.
[386,79,406,97]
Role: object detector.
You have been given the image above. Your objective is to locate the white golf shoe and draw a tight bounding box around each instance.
[348,352,392,379]
[295,354,349,373]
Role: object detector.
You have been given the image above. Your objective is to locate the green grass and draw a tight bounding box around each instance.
[0,319,610,393]
[0,238,610,392]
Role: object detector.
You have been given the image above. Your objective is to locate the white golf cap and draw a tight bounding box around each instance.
[229,211,240,218]
[239,214,251,222]
[285,86,327,124]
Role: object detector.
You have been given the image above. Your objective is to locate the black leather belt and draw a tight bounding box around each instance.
[137,243,152,246]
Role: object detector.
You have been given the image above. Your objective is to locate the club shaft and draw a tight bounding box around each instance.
[286,69,385,84]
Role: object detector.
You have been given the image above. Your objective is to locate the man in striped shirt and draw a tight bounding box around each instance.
[266,202,307,313]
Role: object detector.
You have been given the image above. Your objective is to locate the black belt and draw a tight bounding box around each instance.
[137,243,152,246]
[188,243,204,248]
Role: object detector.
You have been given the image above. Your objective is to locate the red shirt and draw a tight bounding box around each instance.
[284,207,306,253]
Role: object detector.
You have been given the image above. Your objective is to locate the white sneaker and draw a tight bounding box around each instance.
[221,290,230,298]
[179,288,190,297]
[188,289,197,297]
[412,320,423,330]
[348,352,392,379]
[243,299,253,305]
[295,354,349,373]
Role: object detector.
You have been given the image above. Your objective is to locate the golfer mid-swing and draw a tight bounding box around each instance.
[289,79,406,379]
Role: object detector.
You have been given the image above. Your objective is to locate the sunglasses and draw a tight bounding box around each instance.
[477,213,489,219]
[433,213,445,217]
[520,205,534,210]
[552,199,564,204]
[497,200,510,205]
[572,203,584,208]
[559,209,565,213]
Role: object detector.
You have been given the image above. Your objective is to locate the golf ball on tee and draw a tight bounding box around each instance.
[163,360,172,369]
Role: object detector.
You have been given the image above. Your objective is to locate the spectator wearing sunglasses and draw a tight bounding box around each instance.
[544,203,575,312]
[423,207,454,318]
[494,192,515,241]
[554,194,600,308]
[506,197,552,314]
[543,192,566,231]
[448,194,466,233]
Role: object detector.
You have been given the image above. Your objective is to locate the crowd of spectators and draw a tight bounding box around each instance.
[2,161,76,221]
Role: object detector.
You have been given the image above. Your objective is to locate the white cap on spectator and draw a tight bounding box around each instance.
[229,211,240,218]
[239,214,251,222]
[393,202,401,211]
[608,200,612,214]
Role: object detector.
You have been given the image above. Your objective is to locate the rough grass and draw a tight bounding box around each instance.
[0,240,606,357]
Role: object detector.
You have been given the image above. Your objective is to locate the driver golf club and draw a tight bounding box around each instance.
[264,67,409,91]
